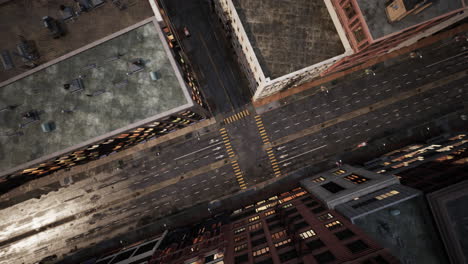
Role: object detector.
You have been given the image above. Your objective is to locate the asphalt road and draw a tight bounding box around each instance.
[159,0,252,115]
[0,31,467,264]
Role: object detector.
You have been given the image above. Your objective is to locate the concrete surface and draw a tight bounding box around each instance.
[357,0,463,39]
[354,196,448,263]
[232,0,345,79]
[0,20,190,173]
[0,0,153,82]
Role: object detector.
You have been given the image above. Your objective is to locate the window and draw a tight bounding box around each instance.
[234,253,248,264]
[282,203,293,209]
[343,3,356,19]
[234,227,245,234]
[306,201,319,208]
[299,229,316,239]
[271,230,287,240]
[375,190,399,200]
[311,176,326,183]
[317,213,334,221]
[346,240,369,253]
[294,221,309,231]
[353,27,366,43]
[265,210,275,216]
[313,251,336,264]
[321,182,345,193]
[279,250,298,262]
[344,174,370,184]
[252,236,267,247]
[234,243,247,252]
[312,206,326,214]
[249,215,260,222]
[233,221,245,228]
[352,198,378,209]
[274,238,291,248]
[306,239,325,251]
[234,236,246,243]
[250,229,264,238]
[266,216,279,223]
[268,222,282,231]
[333,169,346,175]
[252,247,269,257]
[249,222,262,231]
[255,258,273,264]
[335,229,355,240]
[325,221,343,231]
[289,213,302,223]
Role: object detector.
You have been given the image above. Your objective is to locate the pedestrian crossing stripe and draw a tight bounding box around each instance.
[235,172,242,176]
[234,169,241,173]
[267,150,273,154]
[273,167,280,172]
[260,131,267,135]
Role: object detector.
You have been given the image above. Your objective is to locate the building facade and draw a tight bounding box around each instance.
[147,187,399,264]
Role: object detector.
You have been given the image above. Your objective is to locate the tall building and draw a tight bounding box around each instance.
[300,165,399,209]
[364,133,468,193]
[213,0,466,100]
[362,133,468,264]
[149,187,399,264]
[322,0,467,75]
[0,12,207,188]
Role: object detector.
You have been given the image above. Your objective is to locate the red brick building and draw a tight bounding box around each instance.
[325,0,467,75]
[150,187,399,264]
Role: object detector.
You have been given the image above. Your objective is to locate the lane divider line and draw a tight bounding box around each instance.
[254,115,282,177]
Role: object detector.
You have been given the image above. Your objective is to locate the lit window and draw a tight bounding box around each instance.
[271,230,287,240]
[234,243,247,252]
[311,177,326,183]
[265,210,275,216]
[282,203,293,209]
[325,221,343,230]
[234,236,246,243]
[375,190,400,200]
[274,238,292,248]
[249,216,260,222]
[317,213,334,221]
[299,229,316,239]
[234,227,245,234]
[252,247,269,257]
[344,174,370,184]
[249,222,262,231]
[333,169,346,175]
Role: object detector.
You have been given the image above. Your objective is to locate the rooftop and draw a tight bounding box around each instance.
[357,0,463,40]
[0,19,191,174]
[0,0,153,82]
[232,0,345,79]
[354,195,448,263]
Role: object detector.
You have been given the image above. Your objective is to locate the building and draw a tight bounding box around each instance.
[91,232,167,264]
[323,0,467,75]
[335,185,449,263]
[300,165,399,209]
[213,0,466,100]
[427,180,468,264]
[364,133,468,193]
[0,13,207,188]
[362,133,468,264]
[213,0,353,100]
[149,187,399,264]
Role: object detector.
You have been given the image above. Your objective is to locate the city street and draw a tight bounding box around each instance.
[0,27,467,264]
[159,0,252,115]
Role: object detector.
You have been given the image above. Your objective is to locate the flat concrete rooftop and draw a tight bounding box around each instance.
[233,0,345,79]
[0,19,191,173]
[357,0,463,40]
[354,196,448,263]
